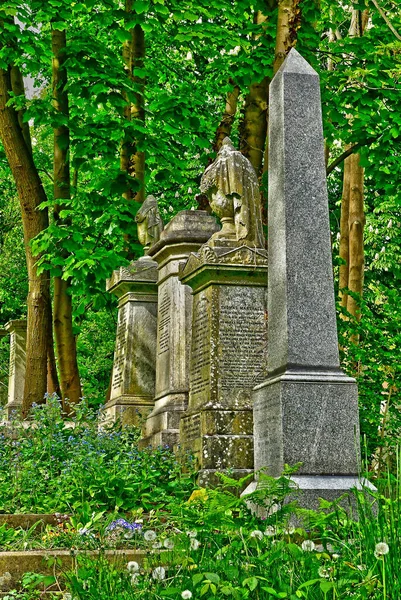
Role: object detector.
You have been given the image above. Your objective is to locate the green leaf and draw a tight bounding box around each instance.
[135,0,150,14]
[205,572,220,584]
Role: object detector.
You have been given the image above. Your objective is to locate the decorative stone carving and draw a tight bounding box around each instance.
[200,137,264,248]
[135,195,164,252]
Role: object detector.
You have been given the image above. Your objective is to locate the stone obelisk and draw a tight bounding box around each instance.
[249,49,371,505]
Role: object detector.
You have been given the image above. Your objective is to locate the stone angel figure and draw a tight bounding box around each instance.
[135,195,164,252]
[200,137,264,248]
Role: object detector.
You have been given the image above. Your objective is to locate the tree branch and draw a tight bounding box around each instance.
[371,0,401,41]
[326,137,376,176]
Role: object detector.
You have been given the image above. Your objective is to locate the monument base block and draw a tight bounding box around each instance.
[179,409,254,487]
[243,475,376,516]
[102,395,154,427]
[139,393,187,449]
[253,371,361,478]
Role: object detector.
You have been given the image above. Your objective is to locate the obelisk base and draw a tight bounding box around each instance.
[244,369,365,507]
[102,395,154,428]
[139,393,187,449]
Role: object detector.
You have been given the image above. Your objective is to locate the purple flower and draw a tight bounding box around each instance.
[107,519,143,533]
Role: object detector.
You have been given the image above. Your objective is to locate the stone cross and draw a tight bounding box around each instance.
[4,320,27,419]
[248,49,372,506]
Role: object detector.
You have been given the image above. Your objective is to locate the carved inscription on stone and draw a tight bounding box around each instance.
[219,290,267,391]
[112,305,127,391]
[158,289,171,355]
[181,413,201,443]
[190,294,210,398]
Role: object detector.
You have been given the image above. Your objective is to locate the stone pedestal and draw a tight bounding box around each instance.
[179,244,268,486]
[140,210,219,448]
[4,320,27,419]
[243,49,374,508]
[104,256,158,426]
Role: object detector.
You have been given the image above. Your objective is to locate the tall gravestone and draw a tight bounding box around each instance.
[0,329,8,408]
[140,210,219,448]
[179,139,268,486]
[4,320,27,419]
[103,196,163,425]
[246,49,369,505]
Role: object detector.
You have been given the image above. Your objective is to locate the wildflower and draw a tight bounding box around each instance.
[186,530,197,538]
[63,594,72,600]
[188,187,192,194]
[163,538,174,549]
[152,540,162,549]
[175,191,180,198]
[78,527,91,536]
[284,526,295,535]
[190,538,200,550]
[264,526,276,537]
[182,591,193,599]
[152,566,166,580]
[127,561,140,573]
[301,540,316,552]
[131,573,140,585]
[250,530,264,540]
[318,566,330,578]
[374,542,389,558]
[144,530,157,542]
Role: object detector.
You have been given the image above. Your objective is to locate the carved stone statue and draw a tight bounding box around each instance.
[200,137,265,247]
[135,195,164,252]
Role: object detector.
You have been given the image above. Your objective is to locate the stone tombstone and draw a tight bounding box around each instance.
[105,258,159,426]
[4,320,27,419]
[140,210,220,449]
[245,49,373,506]
[0,329,8,408]
[179,140,268,487]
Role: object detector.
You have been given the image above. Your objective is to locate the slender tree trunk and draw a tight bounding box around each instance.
[121,1,145,204]
[339,151,351,309]
[263,0,301,174]
[213,83,240,152]
[10,66,32,153]
[347,152,365,327]
[0,66,50,416]
[52,28,81,411]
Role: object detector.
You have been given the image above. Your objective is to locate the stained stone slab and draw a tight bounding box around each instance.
[140,210,219,448]
[243,49,368,507]
[104,256,158,426]
[4,320,26,419]
[0,329,8,407]
[179,244,268,486]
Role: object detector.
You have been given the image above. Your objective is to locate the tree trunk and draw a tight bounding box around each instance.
[339,151,351,309]
[10,66,32,153]
[213,83,240,152]
[52,28,82,411]
[0,66,50,416]
[121,1,145,204]
[263,0,301,174]
[347,152,365,327]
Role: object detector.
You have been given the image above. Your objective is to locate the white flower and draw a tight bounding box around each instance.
[131,573,140,585]
[152,540,162,549]
[163,538,174,549]
[250,530,264,540]
[127,561,140,573]
[318,566,330,578]
[301,540,316,552]
[182,591,193,599]
[186,530,197,538]
[332,553,340,559]
[228,46,241,55]
[63,594,72,600]
[188,187,192,194]
[387,219,393,228]
[190,538,200,550]
[374,542,389,558]
[152,566,166,580]
[144,530,157,542]
[264,526,276,537]
[186,51,192,60]
[284,526,295,535]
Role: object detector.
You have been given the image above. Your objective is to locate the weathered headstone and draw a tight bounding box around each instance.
[246,49,370,505]
[0,329,8,407]
[140,210,219,448]
[4,320,27,419]
[104,258,158,426]
[179,140,268,486]
[103,195,163,426]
